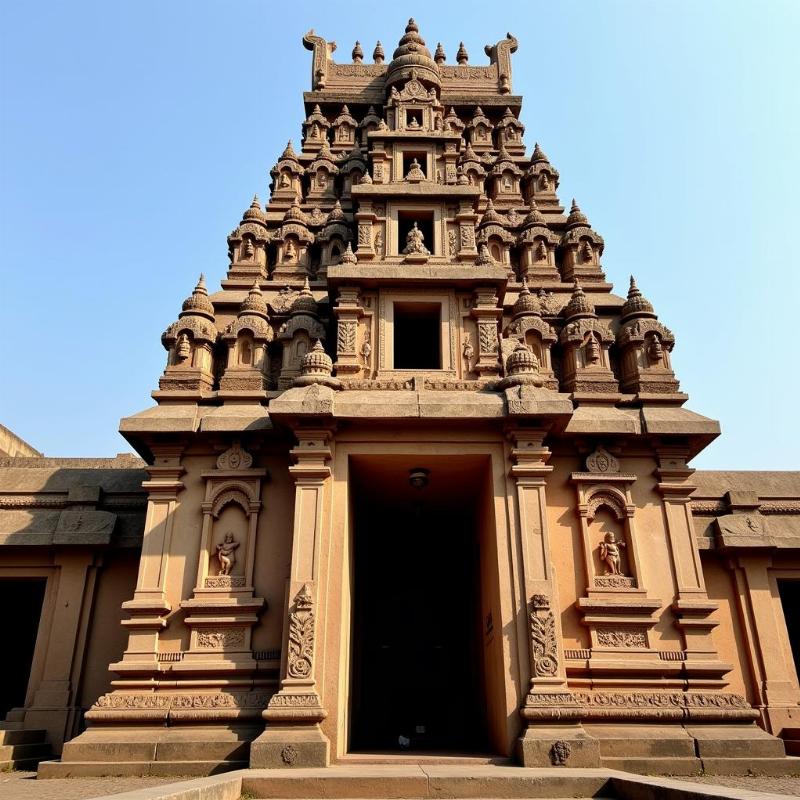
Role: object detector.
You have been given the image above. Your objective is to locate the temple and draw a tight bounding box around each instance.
[2,20,800,778]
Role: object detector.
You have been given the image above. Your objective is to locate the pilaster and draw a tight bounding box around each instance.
[251,427,333,768]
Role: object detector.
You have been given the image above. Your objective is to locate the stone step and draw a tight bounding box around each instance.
[701,756,800,776]
[600,756,702,776]
[0,728,48,746]
[239,765,618,799]
[37,758,246,778]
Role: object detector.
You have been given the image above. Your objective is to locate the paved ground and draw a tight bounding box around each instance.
[0,771,177,799]
[1,769,800,799]
[672,775,800,796]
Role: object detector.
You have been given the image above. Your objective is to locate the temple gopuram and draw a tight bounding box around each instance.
[2,20,800,780]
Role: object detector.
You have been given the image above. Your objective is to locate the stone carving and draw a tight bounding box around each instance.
[287,584,315,679]
[529,594,558,677]
[267,693,321,707]
[448,229,457,256]
[93,690,268,710]
[462,333,474,367]
[460,224,476,249]
[402,222,430,255]
[360,329,372,366]
[216,532,240,576]
[373,228,384,255]
[217,441,253,471]
[204,575,246,589]
[586,446,619,474]
[478,321,498,354]
[197,629,245,649]
[337,320,357,354]
[358,224,371,247]
[550,740,571,766]
[594,575,636,589]
[281,744,299,764]
[176,333,191,361]
[597,626,648,648]
[599,532,626,576]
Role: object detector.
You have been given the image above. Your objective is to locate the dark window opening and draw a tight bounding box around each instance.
[405,110,423,129]
[402,151,426,178]
[0,579,46,718]
[393,302,441,369]
[397,210,434,256]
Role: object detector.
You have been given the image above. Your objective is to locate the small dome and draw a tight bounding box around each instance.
[620,276,656,321]
[243,194,265,221]
[180,274,215,320]
[301,339,333,377]
[566,199,589,228]
[521,199,546,228]
[531,142,550,163]
[563,281,595,319]
[513,278,539,317]
[278,140,300,163]
[291,277,318,315]
[327,199,346,223]
[240,281,268,318]
[385,18,441,93]
[284,197,308,224]
[479,199,503,227]
[506,341,539,377]
[340,241,357,264]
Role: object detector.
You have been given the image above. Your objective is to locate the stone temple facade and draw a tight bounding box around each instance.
[3,20,800,777]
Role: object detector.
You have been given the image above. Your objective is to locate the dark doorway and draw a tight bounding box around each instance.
[349,458,488,754]
[0,579,46,718]
[393,302,441,370]
[778,580,800,678]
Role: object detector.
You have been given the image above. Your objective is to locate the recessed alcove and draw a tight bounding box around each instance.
[393,302,441,369]
[397,209,434,255]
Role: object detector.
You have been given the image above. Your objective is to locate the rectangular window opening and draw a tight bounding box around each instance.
[402,151,427,178]
[393,302,441,370]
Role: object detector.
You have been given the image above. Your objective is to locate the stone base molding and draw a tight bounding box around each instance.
[249,725,330,768]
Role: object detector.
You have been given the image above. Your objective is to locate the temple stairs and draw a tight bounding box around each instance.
[0,727,52,770]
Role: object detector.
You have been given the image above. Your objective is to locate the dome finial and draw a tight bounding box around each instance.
[352,41,363,63]
[373,40,384,63]
[434,42,445,64]
[621,275,655,320]
[456,41,468,65]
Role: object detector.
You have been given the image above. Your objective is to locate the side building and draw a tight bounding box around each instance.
[2,20,800,777]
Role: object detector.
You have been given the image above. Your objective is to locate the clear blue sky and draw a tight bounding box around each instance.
[1,1,798,469]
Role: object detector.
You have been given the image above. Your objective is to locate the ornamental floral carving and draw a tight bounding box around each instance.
[586,446,619,474]
[287,584,315,679]
[197,629,246,649]
[216,441,253,471]
[596,626,648,649]
[529,593,558,677]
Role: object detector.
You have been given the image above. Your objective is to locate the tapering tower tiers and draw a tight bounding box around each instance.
[54,18,789,781]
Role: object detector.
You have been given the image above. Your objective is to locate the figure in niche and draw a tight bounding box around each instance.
[408,116,421,129]
[599,532,627,576]
[242,238,255,260]
[360,329,372,367]
[434,115,443,131]
[502,175,512,191]
[240,339,253,365]
[279,173,291,189]
[216,532,240,576]
[405,158,425,181]
[402,222,430,255]
[176,333,191,362]
[647,333,663,365]
[535,239,548,261]
[284,240,298,262]
[463,333,474,367]
[373,229,384,256]
[585,331,601,365]
[317,172,328,189]
[540,172,550,190]
[581,239,594,262]
[310,122,320,139]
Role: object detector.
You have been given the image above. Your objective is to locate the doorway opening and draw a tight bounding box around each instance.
[778,580,800,679]
[0,579,46,718]
[348,455,500,755]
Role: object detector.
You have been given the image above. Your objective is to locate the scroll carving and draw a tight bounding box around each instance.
[287,584,315,679]
[216,441,253,470]
[529,594,558,677]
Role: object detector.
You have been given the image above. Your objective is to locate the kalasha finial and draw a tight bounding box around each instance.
[532,142,549,162]
[352,41,363,63]
[250,194,260,208]
[406,18,419,33]
[456,41,469,65]
[567,198,588,227]
[373,40,385,63]
[629,275,640,297]
[196,274,206,291]
[434,42,445,64]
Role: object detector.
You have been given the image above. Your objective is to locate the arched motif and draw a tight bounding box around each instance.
[585,487,627,522]
[210,482,256,518]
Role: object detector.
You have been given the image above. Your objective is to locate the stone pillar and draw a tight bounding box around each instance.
[111,446,185,676]
[508,428,598,767]
[250,428,332,768]
[470,287,502,378]
[655,447,726,685]
[729,555,800,734]
[333,286,364,376]
[23,549,100,750]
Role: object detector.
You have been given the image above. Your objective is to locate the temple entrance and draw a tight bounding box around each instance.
[778,579,800,679]
[348,455,496,755]
[0,578,46,718]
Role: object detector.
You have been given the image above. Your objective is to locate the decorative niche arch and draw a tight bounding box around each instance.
[179,441,267,669]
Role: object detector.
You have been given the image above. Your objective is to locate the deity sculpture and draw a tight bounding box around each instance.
[402,222,430,255]
[647,333,663,364]
[242,238,255,260]
[540,172,550,190]
[408,116,420,129]
[176,333,191,362]
[434,115,443,131]
[360,330,372,366]
[373,228,383,255]
[535,240,547,261]
[216,532,240,576]
[279,172,290,188]
[585,331,601,365]
[581,239,594,262]
[317,171,328,189]
[285,240,297,262]
[463,333,474,366]
[599,532,626,576]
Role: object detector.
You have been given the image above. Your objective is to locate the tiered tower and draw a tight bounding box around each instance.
[50,20,789,776]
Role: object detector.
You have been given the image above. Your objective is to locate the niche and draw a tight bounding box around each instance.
[402,151,426,178]
[398,210,434,255]
[393,302,441,370]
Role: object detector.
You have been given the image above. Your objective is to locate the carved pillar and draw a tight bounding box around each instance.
[655,447,727,686]
[508,428,598,767]
[111,446,185,677]
[470,287,502,377]
[455,203,478,261]
[354,204,375,260]
[251,428,333,768]
[333,286,364,376]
